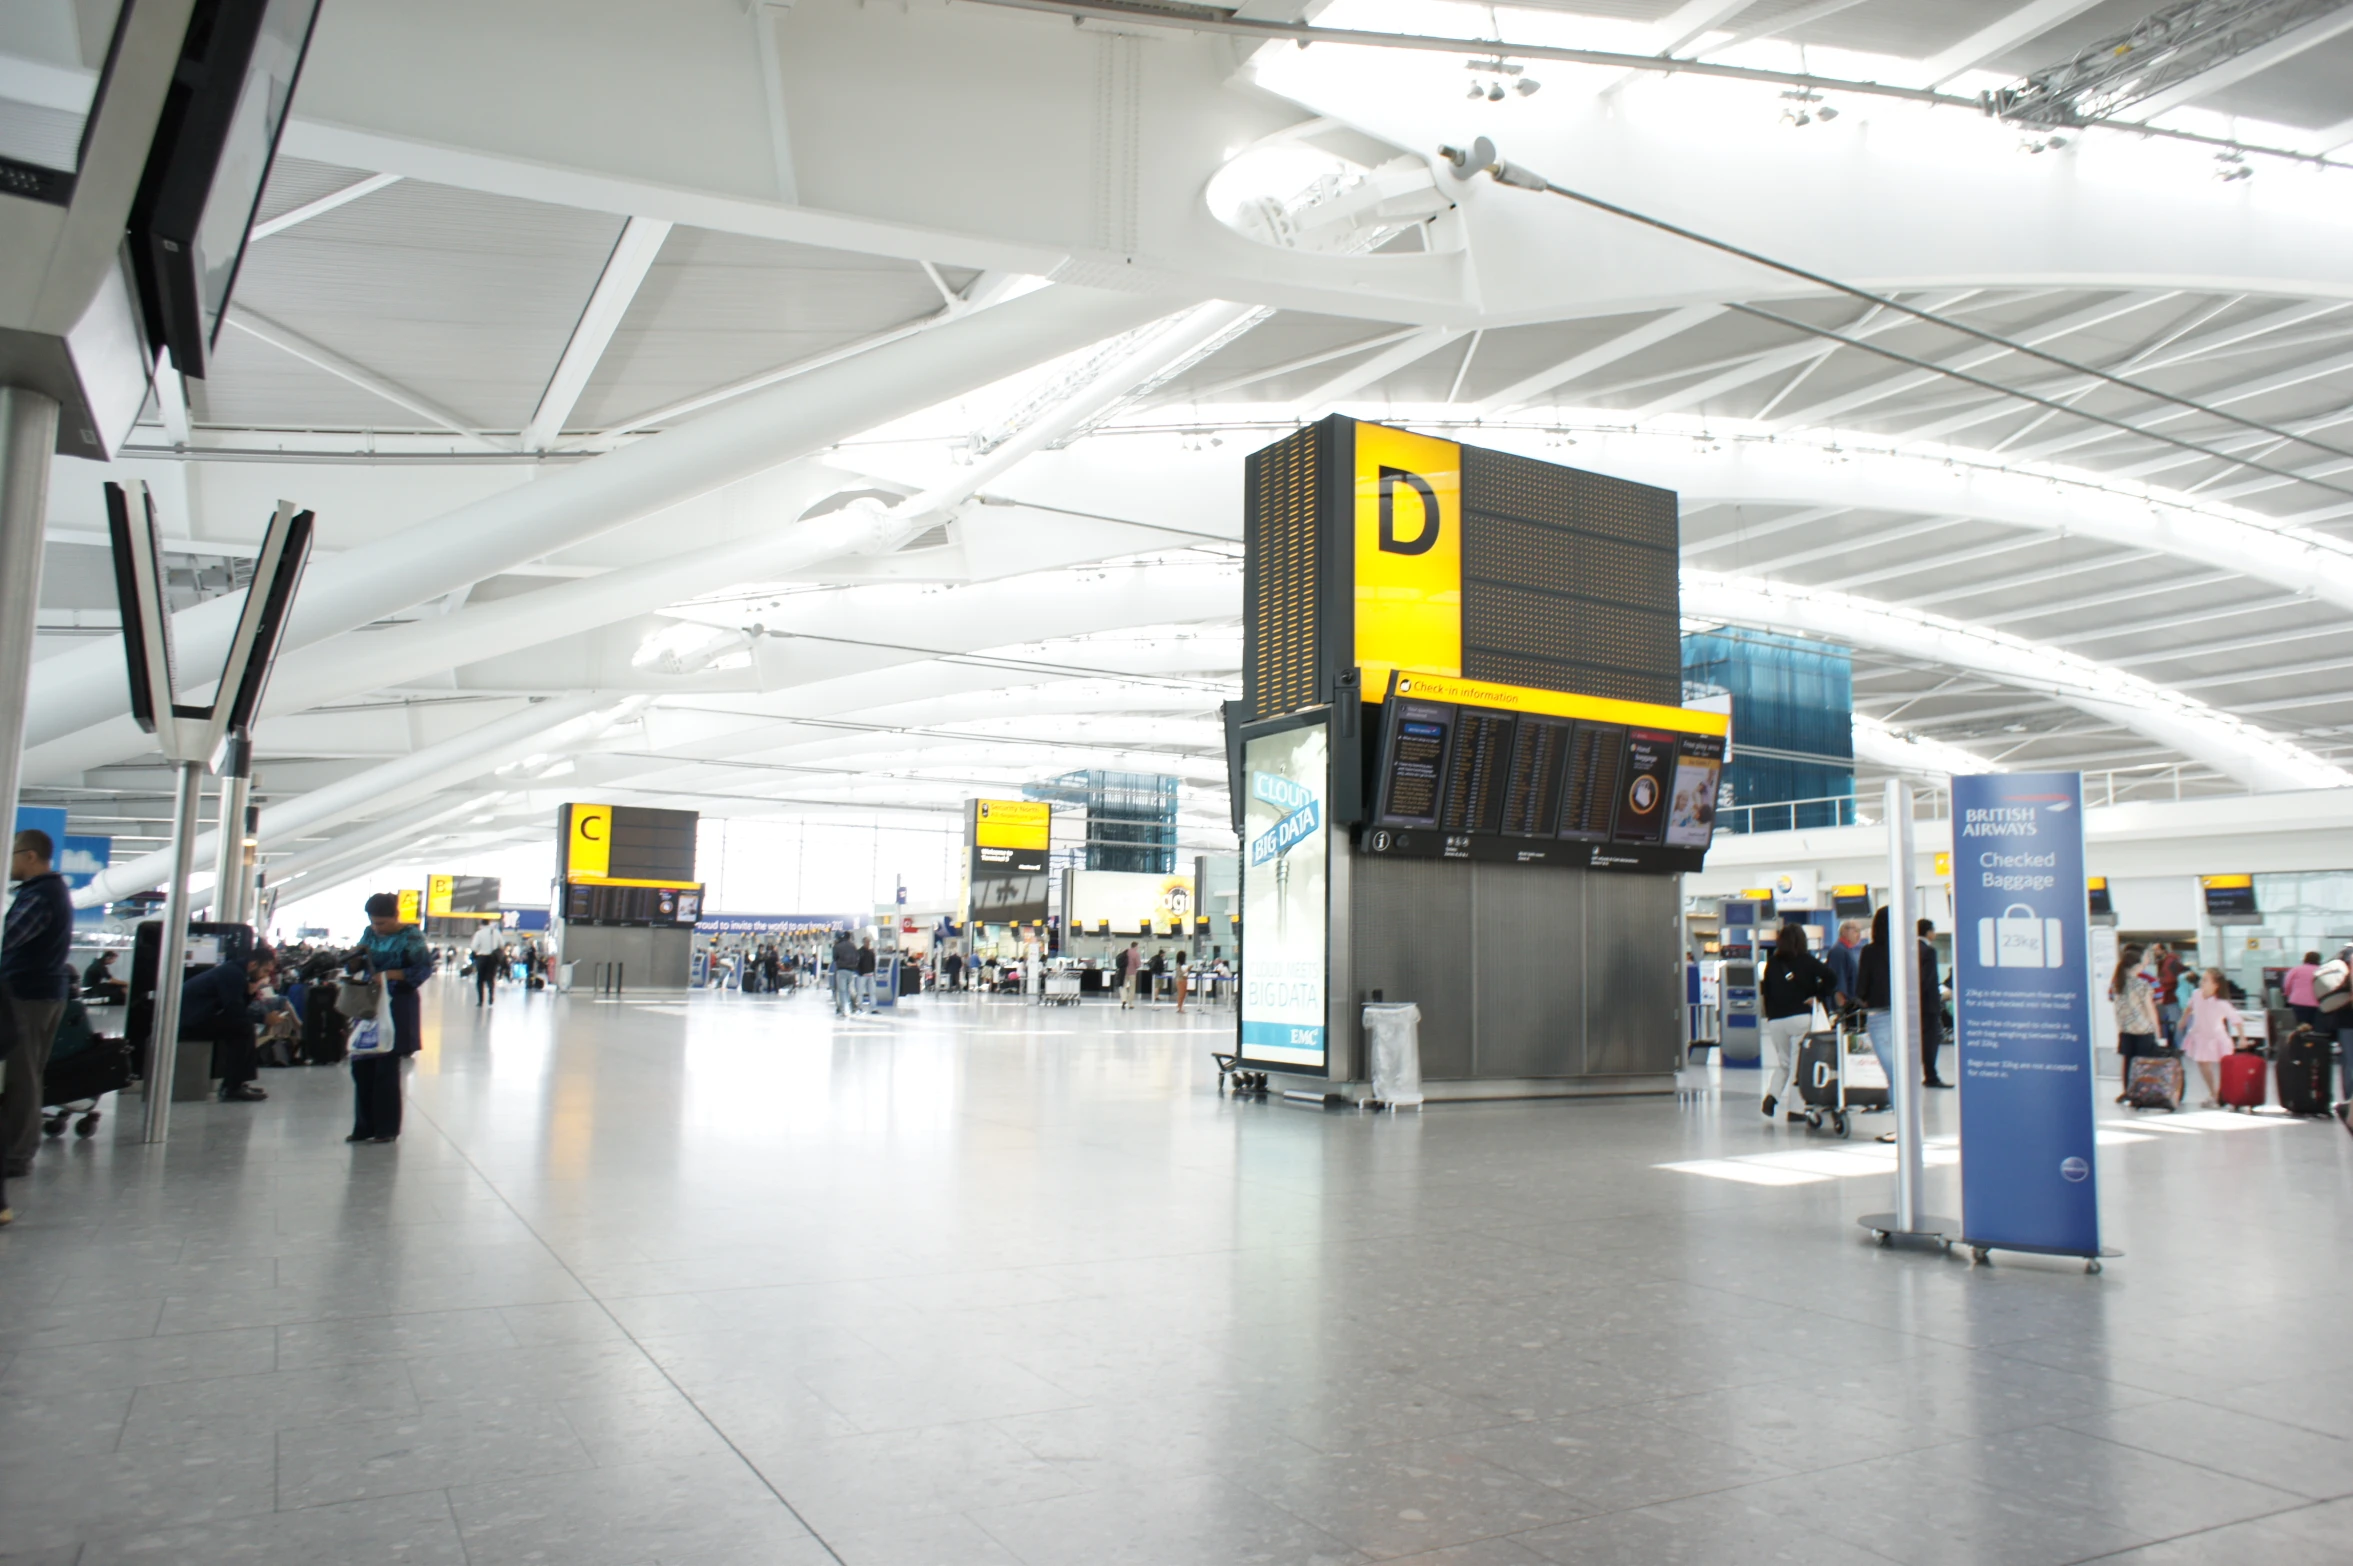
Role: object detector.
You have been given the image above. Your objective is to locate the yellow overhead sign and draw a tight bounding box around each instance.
[396,889,421,924]
[973,799,1050,851]
[2200,873,2252,889]
[1354,423,1462,696]
[1389,670,1730,737]
[565,803,612,881]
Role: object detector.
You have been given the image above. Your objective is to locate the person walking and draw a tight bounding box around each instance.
[2151,942,2188,1046]
[1917,918,1950,1089]
[1856,906,1934,1139]
[3,829,75,1183]
[2178,967,2245,1109]
[1174,950,1189,1014]
[2284,950,2323,1029]
[1118,942,1140,1009]
[1759,922,1834,1120]
[830,929,857,1015]
[181,948,275,1102]
[1824,919,1862,1014]
[469,920,503,1006]
[349,892,433,1144]
[2108,943,2160,1104]
[856,936,878,1012]
[943,948,964,993]
[1147,949,1167,1006]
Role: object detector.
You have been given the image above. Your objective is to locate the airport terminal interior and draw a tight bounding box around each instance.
[5,1,2353,1562]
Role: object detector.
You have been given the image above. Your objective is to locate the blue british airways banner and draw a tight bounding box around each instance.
[1952,772,2100,1257]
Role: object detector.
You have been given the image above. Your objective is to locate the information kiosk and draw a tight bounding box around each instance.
[1232,417,1725,1096]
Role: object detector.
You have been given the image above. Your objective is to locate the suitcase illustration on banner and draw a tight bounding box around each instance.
[2125,1048,2184,1112]
[1977,903,2065,968]
[2218,1050,2267,1111]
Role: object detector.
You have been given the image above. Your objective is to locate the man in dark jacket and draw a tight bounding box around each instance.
[1918,917,1950,1089]
[831,930,858,1015]
[856,937,878,1011]
[4,830,77,1178]
[182,951,274,1102]
[1858,907,1942,1117]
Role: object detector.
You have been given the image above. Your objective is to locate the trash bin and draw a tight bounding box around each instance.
[1363,1001,1424,1108]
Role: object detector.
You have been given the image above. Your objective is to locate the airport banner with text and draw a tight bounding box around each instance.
[1953,771,2101,1259]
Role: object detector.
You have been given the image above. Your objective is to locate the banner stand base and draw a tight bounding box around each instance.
[1857,1214,1960,1255]
[1959,1238,2122,1274]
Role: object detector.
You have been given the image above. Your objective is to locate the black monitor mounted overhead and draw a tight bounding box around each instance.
[0,0,323,457]
[103,478,313,1144]
[127,0,325,380]
[105,479,312,769]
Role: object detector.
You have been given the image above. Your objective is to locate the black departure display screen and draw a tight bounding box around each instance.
[1499,715,1568,837]
[1556,722,1624,842]
[1440,710,1513,834]
[1365,679,1722,874]
[1374,699,1453,830]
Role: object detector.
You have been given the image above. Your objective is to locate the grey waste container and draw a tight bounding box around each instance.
[1363,1001,1425,1108]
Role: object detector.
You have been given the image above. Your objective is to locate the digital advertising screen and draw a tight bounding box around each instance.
[1239,715,1330,1074]
[2086,877,2113,919]
[1364,672,1730,874]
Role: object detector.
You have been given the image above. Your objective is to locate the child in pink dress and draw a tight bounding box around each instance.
[2177,967,2245,1109]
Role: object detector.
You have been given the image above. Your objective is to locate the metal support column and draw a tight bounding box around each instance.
[0,389,60,834]
[142,760,206,1143]
[211,737,253,925]
[1861,777,1956,1249]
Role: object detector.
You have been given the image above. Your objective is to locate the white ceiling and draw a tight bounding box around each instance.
[22,0,2353,898]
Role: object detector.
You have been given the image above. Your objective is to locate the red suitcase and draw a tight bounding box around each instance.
[2219,1050,2267,1111]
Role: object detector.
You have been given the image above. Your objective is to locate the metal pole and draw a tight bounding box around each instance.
[0,389,60,835]
[142,759,207,1142]
[1886,778,1924,1232]
[212,764,252,926]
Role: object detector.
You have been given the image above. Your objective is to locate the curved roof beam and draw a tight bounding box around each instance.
[1369,417,2353,615]
[1683,571,2349,793]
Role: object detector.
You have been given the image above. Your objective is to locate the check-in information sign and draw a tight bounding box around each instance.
[1953,772,2100,1258]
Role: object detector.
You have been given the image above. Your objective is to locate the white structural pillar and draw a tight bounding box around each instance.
[1860,777,1955,1248]
[211,734,254,926]
[0,388,59,836]
[21,285,1171,757]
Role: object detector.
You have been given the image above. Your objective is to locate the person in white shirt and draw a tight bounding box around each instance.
[468,922,505,1006]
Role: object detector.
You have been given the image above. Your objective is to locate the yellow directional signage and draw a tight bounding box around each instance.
[1354,423,1462,697]
[973,799,1050,851]
[565,803,612,880]
[396,889,422,924]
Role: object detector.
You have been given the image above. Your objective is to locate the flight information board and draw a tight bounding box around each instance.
[1367,671,1727,874]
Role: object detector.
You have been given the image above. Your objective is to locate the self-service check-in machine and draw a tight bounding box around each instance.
[1718,899,1762,1065]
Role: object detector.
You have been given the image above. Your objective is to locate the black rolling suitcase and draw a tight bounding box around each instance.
[301,986,349,1065]
[2275,1027,2333,1116]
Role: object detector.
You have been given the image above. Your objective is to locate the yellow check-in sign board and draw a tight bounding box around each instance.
[1354,423,1462,697]
[567,804,612,880]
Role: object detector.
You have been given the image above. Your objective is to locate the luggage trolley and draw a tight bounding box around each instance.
[1793,1021,1888,1139]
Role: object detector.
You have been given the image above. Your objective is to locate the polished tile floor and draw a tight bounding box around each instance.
[1,981,2348,1565]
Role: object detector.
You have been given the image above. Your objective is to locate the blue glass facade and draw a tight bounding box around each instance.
[1681,628,1854,831]
[1023,771,1180,872]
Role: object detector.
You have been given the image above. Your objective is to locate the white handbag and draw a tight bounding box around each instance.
[345,978,396,1057]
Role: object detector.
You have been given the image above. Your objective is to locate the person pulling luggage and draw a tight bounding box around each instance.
[1758,922,1834,1121]
[2178,967,2245,1111]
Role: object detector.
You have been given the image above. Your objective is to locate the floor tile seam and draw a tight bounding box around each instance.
[386,1092,852,1566]
[2098,1390,2353,1458]
[2055,1493,2343,1564]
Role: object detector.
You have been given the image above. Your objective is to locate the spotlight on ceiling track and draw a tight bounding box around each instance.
[2213,150,2252,182]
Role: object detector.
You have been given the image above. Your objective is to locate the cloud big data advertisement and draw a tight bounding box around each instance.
[1239,720,1329,1072]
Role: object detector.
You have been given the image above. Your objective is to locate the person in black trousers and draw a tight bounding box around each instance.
[181,950,274,1102]
[349,892,434,1144]
[1918,918,1950,1088]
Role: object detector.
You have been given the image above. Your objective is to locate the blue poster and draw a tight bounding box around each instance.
[60,835,112,923]
[1953,772,2099,1256]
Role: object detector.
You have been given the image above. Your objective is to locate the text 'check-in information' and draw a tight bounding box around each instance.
[1953,771,2100,1259]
